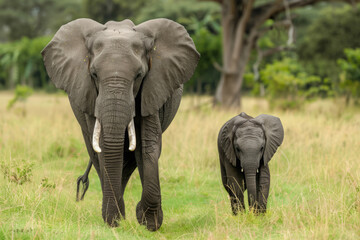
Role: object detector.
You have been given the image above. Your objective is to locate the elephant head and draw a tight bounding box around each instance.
[42,18,199,226]
[219,112,284,210]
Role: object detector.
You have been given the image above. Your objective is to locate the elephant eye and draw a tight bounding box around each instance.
[235,146,241,153]
[135,72,142,80]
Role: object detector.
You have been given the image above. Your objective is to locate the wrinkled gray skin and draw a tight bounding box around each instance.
[41,18,199,231]
[218,112,284,214]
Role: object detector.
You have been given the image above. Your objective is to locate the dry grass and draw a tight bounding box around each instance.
[0,92,359,239]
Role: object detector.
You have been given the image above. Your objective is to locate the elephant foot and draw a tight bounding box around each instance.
[76,175,89,201]
[255,205,267,215]
[136,201,163,231]
[230,197,244,215]
[102,199,122,227]
[103,211,120,227]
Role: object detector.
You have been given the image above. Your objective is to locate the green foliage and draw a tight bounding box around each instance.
[260,58,333,109]
[7,85,33,110]
[186,13,222,94]
[337,48,360,100]
[0,36,51,89]
[298,4,360,80]
[242,72,259,96]
[1,159,34,185]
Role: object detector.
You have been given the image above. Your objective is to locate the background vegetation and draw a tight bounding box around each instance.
[1,94,359,239]
[0,0,359,102]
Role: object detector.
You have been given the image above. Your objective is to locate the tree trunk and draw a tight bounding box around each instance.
[213,0,255,108]
[215,70,243,107]
[214,39,254,108]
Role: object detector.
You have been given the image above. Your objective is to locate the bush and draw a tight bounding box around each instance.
[260,58,333,109]
[1,159,34,185]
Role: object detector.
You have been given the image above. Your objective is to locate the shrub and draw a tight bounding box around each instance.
[1,159,34,185]
[260,58,333,109]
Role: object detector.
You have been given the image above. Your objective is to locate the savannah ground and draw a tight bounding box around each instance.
[0,92,359,239]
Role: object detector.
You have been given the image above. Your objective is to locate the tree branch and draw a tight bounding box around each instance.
[213,62,238,75]
[232,0,256,63]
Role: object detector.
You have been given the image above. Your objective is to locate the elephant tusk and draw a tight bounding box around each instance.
[92,118,102,153]
[128,119,136,151]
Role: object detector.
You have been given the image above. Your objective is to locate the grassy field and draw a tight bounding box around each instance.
[0,92,359,239]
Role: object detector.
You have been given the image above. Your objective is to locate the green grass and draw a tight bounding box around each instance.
[0,93,359,239]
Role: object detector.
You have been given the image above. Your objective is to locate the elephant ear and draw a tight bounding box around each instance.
[254,114,284,165]
[134,18,200,116]
[239,112,253,120]
[41,18,105,115]
[218,113,248,167]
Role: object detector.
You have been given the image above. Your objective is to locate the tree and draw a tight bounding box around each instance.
[204,0,360,108]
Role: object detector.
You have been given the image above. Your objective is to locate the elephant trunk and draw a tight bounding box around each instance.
[244,167,257,212]
[98,98,133,227]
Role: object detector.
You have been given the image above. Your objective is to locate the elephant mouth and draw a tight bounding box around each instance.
[92,118,136,153]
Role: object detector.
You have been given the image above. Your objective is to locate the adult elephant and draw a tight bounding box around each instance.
[41,18,199,231]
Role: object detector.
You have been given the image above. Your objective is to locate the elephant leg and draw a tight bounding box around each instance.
[76,159,92,201]
[118,148,137,219]
[222,161,245,215]
[256,164,270,214]
[136,114,163,231]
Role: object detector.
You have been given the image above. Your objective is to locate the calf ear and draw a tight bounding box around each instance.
[255,114,284,165]
[218,113,248,167]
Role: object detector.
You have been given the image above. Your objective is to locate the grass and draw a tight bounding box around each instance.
[0,92,359,239]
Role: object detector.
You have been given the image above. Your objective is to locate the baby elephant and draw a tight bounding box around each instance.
[218,112,284,214]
